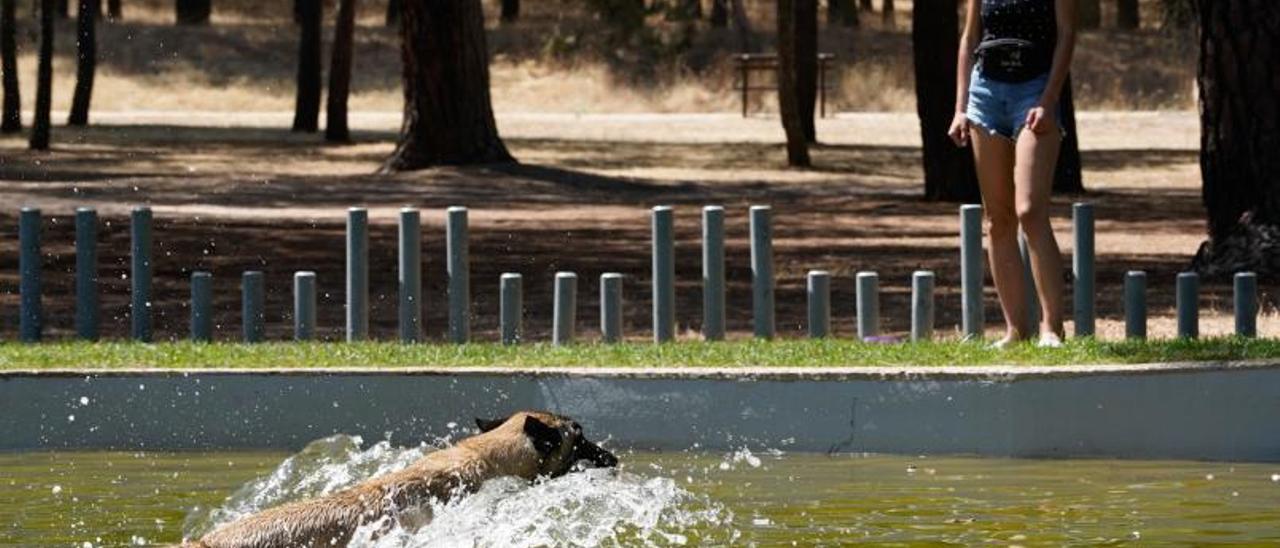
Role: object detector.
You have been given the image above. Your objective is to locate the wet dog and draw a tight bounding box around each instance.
[186,411,617,548]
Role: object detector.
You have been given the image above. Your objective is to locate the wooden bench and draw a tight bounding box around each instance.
[734,53,837,118]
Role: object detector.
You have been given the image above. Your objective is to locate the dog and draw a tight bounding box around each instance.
[186,411,617,548]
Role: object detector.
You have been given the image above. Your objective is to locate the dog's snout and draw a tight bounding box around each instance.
[575,439,618,468]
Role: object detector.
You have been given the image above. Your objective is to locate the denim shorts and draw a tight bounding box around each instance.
[965,67,1062,140]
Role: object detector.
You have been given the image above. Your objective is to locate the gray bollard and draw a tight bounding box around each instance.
[1234,272,1258,338]
[1124,271,1147,340]
[18,208,41,342]
[399,208,422,343]
[74,207,98,341]
[190,271,213,343]
[856,271,879,340]
[294,271,317,341]
[500,273,523,345]
[807,270,831,339]
[1072,203,1096,337]
[1176,271,1199,339]
[601,273,624,343]
[912,270,936,342]
[242,271,265,343]
[960,204,985,340]
[702,205,726,341]
[131,206,153,342]
[1018,231,1040,333]
[750,205,775,339]
[652,206,675,343]
[553,272,578,345]
[447,206,470,344]
[346,208,369,342]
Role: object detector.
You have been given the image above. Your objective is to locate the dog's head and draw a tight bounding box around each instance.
[474,411,618,478]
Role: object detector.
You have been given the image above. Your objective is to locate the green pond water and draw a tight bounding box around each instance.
[4,446,1280,546]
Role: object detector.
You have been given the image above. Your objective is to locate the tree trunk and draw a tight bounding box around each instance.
[105,0,119,19]
[325,0,355,142]
[796,0,817,142]
[30,0,51,150]
[859,0,872,11]
[1190,0,1280,278]
[55,0,66,17]
[1079,0,1100,28]
[914,0,979,202]
[710,0,727,27]
[385,0,398,27]
[1,0,20,132]
[67,0,97,126]
[881,0,893,27]
[730,0,755,51]
[292,0,322,133]
[777,0,810,167]
[382,0,513,170]
[1052,76,1084,194]
[836,0,858,27]
[175,0,209,24]
[1117,0,1139,30]
[499,0,517,23]
[828,0,856,28]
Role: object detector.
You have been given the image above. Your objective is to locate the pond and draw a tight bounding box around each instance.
[4,436,1280,545]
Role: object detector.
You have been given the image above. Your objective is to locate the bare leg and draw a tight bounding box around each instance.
[971,126,1029,343]
[1014,120,1065,339]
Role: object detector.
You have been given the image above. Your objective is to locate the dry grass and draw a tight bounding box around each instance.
[1,0,1195,115]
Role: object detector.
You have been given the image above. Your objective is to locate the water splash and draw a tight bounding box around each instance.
[184,435,732,547]
[183,435,431,538]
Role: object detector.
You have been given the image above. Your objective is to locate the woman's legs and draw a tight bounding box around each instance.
[1014,120,1065,339]
[971,126,1029,342]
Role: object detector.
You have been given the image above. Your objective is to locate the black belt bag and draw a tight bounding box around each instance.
[975,38,1050,83]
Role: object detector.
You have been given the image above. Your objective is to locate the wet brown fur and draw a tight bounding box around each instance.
[186,411,605,548]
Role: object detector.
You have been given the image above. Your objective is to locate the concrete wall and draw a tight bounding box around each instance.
[3,363,1278,461]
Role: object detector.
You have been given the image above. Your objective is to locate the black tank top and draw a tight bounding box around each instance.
[981,0,1057,60]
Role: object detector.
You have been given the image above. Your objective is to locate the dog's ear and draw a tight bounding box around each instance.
[522,416,563,456]
[475,416,507,433]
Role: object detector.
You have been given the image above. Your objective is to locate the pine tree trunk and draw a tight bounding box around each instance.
[795,0,817,142]
[30,0,52,150]
[1,0,20,132]
[382,0,512,170]
[68,0,97,126]
[915,0,979,202]
[500,0,517,23]
[710,0,727,27]
[292,0,322,133]
[1079,0,1100,28]
[325,0,355,142]
[1191,0,1280,277]
[828,0,856,27]
[859,0,872,11]
[777,0,810,167]
[105,0,119,19]
[385,0,398,27]
[175,0,209,24]
[55,0,66,17]
[1117,0,1138,29]
[730,0,755,51]
[1052,76,1084,194]
[881,0,894,27]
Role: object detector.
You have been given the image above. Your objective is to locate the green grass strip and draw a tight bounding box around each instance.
[1,337,1279,369]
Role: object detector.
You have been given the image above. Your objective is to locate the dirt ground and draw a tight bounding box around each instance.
[0,111,1272,343]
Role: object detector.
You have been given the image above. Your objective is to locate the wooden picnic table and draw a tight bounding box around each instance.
[734,53,837,118]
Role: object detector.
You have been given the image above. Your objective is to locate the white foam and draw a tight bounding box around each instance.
[185,435,731,546]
